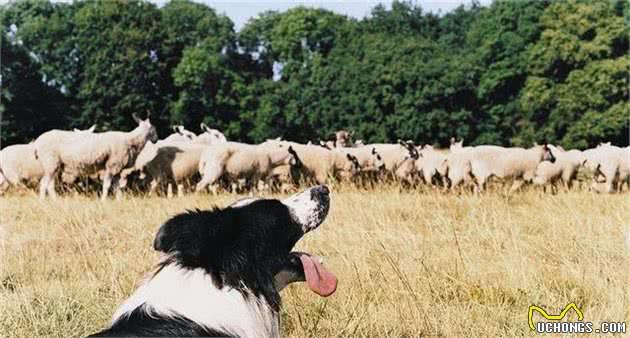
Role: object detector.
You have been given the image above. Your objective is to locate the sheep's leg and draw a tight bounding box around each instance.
[605,179,615,194]
[112,176,122,200]
[47,175,58,199]
[509,179,524,193]
[101,174,112,201]
[196,172,221,193]
[0,173,9,195]
[149,180,158,196]
[177,184,184,197]
[39,176,49,199]
[167,183,174,199]
[195,179,208,193]
[474,176,487,194]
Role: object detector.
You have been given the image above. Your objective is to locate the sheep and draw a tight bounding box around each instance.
[162,125,197,143]
[367,141,419,182]
[195,142,298,193]
[0,143,42,193]
[35,114,157,200]
[334,130,353,148]
[196,123,227,145]
[334,146,384,172]
[0,126,96,194]
[469,144,556,192]
[263,141,360,184]
[119,140,207,198]
[582,144,630,193]
[533,145,584,192]
[319,130,354,149]
[415,145,449,186]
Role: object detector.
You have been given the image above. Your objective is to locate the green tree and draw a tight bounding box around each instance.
[0,31,68,145]
[520,0,628,148]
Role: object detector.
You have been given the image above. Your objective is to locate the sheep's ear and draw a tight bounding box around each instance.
[288,145,297,156]
[350,130,355,136]
[200,123,209,132]
[88,124,96,132]
[132,113,142,124]
[73,128,81,132]
[346,153,353,161]
[450,137,455,145]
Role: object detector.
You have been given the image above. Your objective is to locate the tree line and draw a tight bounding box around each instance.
[1,0,628,149]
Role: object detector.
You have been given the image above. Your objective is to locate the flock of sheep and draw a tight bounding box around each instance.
[0,114,628,200]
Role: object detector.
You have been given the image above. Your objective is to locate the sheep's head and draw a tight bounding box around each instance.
[335,130,352,147]
[450,138,464,150]
[542,144,556,163]
[285,146,302,168]
[344,153,360,176]
[133,113,158,142]
[370,147,385,171]
[398,140,419,160]
[173,125,196,140]
[199,123,227,144]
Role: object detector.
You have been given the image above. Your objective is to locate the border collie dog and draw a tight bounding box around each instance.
[90,185,337,337]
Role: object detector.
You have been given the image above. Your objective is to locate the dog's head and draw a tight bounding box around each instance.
[153,186,336,310]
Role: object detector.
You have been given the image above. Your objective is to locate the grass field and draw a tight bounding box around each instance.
[1,186,628,337]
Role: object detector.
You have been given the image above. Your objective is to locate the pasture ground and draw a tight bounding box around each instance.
[1,186,628,337]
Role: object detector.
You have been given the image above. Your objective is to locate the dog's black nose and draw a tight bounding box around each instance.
[316,185,330,195]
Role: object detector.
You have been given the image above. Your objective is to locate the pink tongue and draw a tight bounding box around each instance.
[299,254,338,297]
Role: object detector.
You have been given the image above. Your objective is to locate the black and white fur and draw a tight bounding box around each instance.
[90,186,331,337]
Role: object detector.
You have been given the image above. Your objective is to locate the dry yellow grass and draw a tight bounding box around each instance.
[1,186,628,337]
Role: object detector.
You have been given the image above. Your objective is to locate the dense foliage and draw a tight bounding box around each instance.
[1,0,627,148]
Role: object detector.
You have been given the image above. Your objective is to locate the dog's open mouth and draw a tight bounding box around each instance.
[293,252,337,297]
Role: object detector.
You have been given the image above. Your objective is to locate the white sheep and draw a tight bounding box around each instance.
[162,125,197,143]
[533,145,584,192]
[367,141,419,177]
[275,141,360,184]
[0,126,96,194]
[582,144,629,193]
[195,142,297,193]
[334,146,384,172]
[196,123,227,145]
[35,115,157,200]
[415,145,449,186]
[469,144,556,192]
[0,143,42,193]
[120,140,207,198]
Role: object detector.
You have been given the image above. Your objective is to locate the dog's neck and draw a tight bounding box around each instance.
[113,263,280,338]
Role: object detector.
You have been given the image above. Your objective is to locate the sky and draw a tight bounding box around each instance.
[5,0,491,32]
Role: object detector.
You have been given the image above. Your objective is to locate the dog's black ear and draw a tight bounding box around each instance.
[153,211,208,259]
